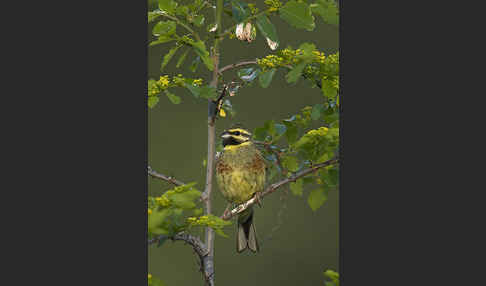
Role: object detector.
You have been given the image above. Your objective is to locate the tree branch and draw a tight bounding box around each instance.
[147,166,185,186]
[154,11,201,41]
[221,157,339,220]
[218,60,258,74]
[198,1,224,285]
[149,233,212,285]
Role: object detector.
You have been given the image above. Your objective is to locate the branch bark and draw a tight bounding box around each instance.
[147,166,185,186]
[199,1,224,285]
[218,60,258,74]
[221,157,339,220]
[149,233,212,284]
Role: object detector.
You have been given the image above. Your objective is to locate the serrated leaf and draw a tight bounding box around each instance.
[191,41,213,71]
[253,126,267,141]
[255,14,279,49]
[158,0,177,14]
[264,120,276,137]
[308,188,327,211]
[289,179,303,196]
[311,0,339,26]
[322,78,337,99]
[161,45,180,71]
[258,68,276,88]
[279,0,315,31]
[282,156,299,172]
[152,20,176,36]
[193,15,205,27]
[283,120,298,144]
[165,90,181,104]
[231,0,249,22]
[185,84,217,100]
[311,103,324,120]
[148,96,160,108]
[286,62,307,83]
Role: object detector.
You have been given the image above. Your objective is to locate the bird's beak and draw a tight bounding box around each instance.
[221,131,231,139]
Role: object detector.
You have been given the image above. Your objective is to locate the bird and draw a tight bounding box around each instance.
[215,126,266,253]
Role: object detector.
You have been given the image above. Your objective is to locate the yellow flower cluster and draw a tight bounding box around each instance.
[155,196,170,207]
[148,75,204,97]
[148,209,153,215]
[257,54,285,69]
[264,0,282,12]
[187,215,210,225]
[312,50,326,64]
[157,75,170,87]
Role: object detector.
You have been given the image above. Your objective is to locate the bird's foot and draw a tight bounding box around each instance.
[254,191,263,208]
[223,203,233,217]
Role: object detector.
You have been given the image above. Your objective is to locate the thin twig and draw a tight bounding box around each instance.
[154,11,201,41]
[221,157,339,220]
[149,233,212,284]
[218,60,258,74]
[147,166,185,186]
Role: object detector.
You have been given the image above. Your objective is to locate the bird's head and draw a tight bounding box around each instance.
[221,127,252,147]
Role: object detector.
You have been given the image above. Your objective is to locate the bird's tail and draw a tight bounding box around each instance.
[237,208,259,253]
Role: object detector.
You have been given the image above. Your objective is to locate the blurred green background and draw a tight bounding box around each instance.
[148,2,338,285]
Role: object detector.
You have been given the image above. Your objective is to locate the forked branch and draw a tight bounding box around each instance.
[147,166,185,186]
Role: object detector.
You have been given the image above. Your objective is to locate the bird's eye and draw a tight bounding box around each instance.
[234,131,240,136]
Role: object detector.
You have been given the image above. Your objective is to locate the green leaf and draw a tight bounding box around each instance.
[191,40,213,71]
[185,84,217,99]
[283,118,299,144]
[158,0,177,14]
[308,187,327,211]
[152,20,176,36]
[193,15,205,27]
[190,56,200,72]
[148,96,160,108]
[171,189,201,209]
[282,155,299,172]
[161,45,180,71]
[279,0,315,31]
[231,0,249,22]
[311,0,339,26]
[176,48,190,68]
[324,269,340,286]
[289,179,303,196]
[311,103,325,120]
[148,209,170,235]
[255,14,279,49]
[149,35,175,47]
[253,126,267,141]
[286,62,307,83]
[238,68,260,82]
[322,78,337,99]
[148,11,161,23]
[165,90,181,104]
[264,120,276,137]
[274,123,287,139]
[258,68,276,88]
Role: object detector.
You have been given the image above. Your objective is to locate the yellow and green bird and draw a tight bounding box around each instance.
[215,127,266,253]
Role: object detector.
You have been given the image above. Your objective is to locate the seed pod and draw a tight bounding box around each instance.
[235,23,245,41]
[266,37,278,50]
